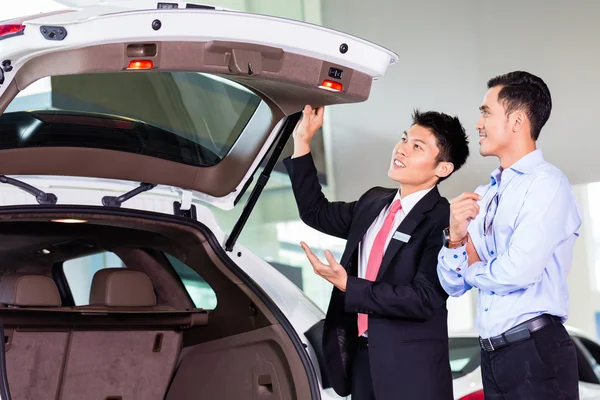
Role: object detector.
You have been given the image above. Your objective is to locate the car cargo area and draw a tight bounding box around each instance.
[0,211,311,400]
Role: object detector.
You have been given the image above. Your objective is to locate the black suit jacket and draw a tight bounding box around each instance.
[284,153,453,400]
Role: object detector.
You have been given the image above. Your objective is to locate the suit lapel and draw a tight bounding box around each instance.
[375,186,442,281]
[342,190,396,268]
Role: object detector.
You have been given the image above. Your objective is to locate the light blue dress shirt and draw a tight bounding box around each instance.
[437,149,582,338]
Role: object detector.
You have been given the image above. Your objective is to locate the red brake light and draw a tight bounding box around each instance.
[319,79,343,92]
[459,390,485,400]
[127,60,154,70]
[0,24,25,38]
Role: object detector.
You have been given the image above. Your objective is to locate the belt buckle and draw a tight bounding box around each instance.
[480,337,495,351]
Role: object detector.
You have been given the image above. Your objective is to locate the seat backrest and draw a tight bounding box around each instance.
[0,273,66,400]
[89,268,156,307]
[0,273,61,307]
[61,268,182,400]
[0,270,189,400]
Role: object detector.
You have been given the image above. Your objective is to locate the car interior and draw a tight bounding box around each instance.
[0,211,312,400]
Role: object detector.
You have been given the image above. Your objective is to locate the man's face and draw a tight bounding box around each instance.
[388,124,443,186]
[476,86,513,157]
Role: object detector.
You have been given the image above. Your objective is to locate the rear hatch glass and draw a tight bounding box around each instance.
[3,72,262,167]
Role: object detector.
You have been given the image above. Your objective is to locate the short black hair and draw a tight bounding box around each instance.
[487,71,552,140]
[411,110,469,183]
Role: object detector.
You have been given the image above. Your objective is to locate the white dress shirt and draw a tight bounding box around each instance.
[358,186,434,336]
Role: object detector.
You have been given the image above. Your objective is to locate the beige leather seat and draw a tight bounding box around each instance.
[0,273,67,400]
[61,268,182,400]
[0,273,61,307]
[89,268,157,307]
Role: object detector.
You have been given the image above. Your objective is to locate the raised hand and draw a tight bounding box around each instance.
[292,105,324,158]
[449,192,482,242]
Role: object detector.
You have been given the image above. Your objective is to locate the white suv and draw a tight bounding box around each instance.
[0,2,397,399]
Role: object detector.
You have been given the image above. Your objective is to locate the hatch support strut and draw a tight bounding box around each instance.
[225,112,301,252]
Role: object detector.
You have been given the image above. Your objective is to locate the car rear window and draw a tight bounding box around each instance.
[1,71,263,167]
[449,337,481,379]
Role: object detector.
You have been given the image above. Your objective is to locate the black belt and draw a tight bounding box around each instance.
[479,314,562,352]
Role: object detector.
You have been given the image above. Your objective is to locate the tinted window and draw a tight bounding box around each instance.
[3,72,262,167]
[448,337,481,379]
[63,251,125,305]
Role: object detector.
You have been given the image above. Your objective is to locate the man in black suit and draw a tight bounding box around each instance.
[283,105,470,400]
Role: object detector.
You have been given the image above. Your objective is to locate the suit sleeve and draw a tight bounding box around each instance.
[283,153,356,239]
[343,217,448,321]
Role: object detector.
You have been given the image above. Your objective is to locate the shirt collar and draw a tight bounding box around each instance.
[394,186,435,215]
[489,149,545,186]
[509,149,544,174]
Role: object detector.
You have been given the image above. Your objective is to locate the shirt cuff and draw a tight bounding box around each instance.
[463,261,482,287]
[439,245,468,274]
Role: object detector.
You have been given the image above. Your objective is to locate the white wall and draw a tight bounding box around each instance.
[566,184,599,337]
[321,0,600,202]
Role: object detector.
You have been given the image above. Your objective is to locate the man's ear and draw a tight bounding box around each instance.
[436,161,454,179]
[511,110,527,133]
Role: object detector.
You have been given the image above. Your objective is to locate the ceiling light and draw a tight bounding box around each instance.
[51,219,88,224]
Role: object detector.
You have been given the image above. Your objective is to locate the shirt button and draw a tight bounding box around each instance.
[485,308,489,312]
[454,255,458,259]
[463,252,467,256]
[490,251,495,255]
[491,291,495,295]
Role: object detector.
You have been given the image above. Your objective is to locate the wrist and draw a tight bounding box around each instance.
[449,227,467,243]
[444,227,468,249]
[292,141,311,158]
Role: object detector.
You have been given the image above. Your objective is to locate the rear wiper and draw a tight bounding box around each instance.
[102,182,157,207]
[0,175,57,205]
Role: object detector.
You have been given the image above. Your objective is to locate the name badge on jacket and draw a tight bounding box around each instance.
[393,231,411,243]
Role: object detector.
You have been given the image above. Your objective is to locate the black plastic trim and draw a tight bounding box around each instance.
[0,205,321,400]
[305,319,332,389]
[0,29,24,42]
[39,26,67,41]
[52,262,76,307]
[0,175,57,205]
[0,323,11,400]
[102,182,157,208]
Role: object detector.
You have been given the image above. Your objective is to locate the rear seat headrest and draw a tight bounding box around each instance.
[0,273,61,307]
[90,268,156,307]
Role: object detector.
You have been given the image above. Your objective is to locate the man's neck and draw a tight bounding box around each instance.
[400,183,435,198]
[499,142,537,170]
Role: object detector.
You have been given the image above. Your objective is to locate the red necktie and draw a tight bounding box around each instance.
[358,199,402,336]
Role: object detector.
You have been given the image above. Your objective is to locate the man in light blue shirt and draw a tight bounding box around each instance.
[437,71,581,399]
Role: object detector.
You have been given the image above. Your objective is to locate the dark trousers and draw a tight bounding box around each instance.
[352,340,375,400]
[480,320,579,400]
